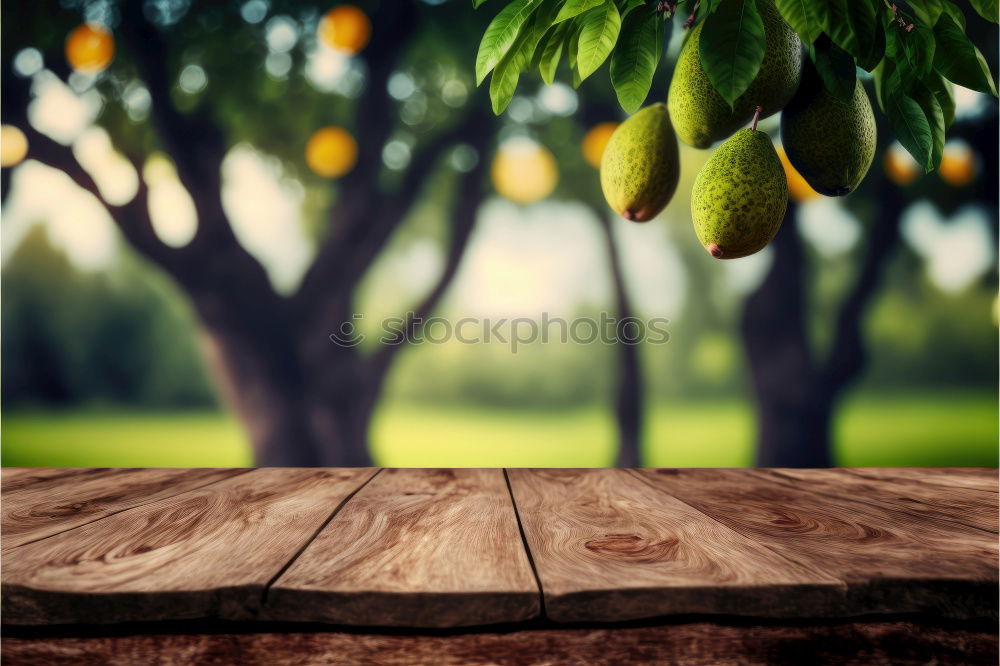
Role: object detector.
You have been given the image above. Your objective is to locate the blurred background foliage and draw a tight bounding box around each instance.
[1,0,996,467]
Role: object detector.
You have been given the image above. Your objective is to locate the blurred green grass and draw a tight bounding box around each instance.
[2,393,996,468]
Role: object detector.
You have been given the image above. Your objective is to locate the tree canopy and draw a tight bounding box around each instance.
[474,0,999,171]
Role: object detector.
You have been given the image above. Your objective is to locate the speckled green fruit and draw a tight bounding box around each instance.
[781,63,877,196]
[668,0,802,149]
[691,129,787,259]
[600,103,680,222]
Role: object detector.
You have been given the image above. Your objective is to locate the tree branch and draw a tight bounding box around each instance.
[364,146,489,393]
[2,66,180,271]
[117,2,250,263]
[294,2,450,313]
[819,175,904,396]
[590,203,645,468]
[294,101,490,317]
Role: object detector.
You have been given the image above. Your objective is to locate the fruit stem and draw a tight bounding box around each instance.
[750,105,763,131]
[683,1,699,29]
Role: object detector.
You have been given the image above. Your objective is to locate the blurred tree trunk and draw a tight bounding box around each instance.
[742,175,905,467]
[594,210,643,467]
[2,2,499,467]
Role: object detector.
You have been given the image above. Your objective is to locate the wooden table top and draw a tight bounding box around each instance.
[2,467,997,628]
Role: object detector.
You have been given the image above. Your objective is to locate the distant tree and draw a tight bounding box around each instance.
[1,1,646,465]
[743,97,998,466]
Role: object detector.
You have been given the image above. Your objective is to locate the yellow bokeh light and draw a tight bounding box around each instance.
[491,138,558,204]
[938,141,976,187]
[776,146,819,203]
[318,5,372,55]
[1,125,29,168]
[306,126,358,179]
[581,122,619,168]
[883,143,920,186]
[66,23,115,73]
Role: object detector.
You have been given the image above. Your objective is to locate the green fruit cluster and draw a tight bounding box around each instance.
[600,4,877,260]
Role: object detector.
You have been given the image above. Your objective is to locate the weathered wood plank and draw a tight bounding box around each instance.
[4,619,995,666]
[2,468,377,625]
[842,467,999,493]
[633,468,999,619]
[2,468,248,549]
[506,468,844,623]
[760,468,998,533]
[267,468,539,627]
[2,468,123,492]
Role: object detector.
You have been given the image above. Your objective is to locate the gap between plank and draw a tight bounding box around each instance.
[623,469,850,593]
[261,467,384,606]
[502,468,547,618]
[5,468,256,551]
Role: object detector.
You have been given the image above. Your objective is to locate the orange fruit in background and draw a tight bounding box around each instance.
[938,142,976,187]
[491,138,558,204]
[776,146,819,203]
[581,122,619,168]
[306,126,358,179]
[318,5,372,55]
[66,23,114,73]
[883,143,920,186]
[1,125,28,167]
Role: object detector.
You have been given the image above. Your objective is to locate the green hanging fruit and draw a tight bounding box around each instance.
[600,103,681,222]
[668,0,802,149]
[780,62,877,196]
[691,113,788,259]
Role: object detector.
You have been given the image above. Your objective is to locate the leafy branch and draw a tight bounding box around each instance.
[473,0,998,170]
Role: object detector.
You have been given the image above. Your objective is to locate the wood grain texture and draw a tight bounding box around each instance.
[1,468,104,488]
[633,468,999,619]
[506,468,844,623]
[760,468,998,533]
[3,619,996,666]
[268,468,539,627]
[842,467,999,493]
[2,468,377,625]
[2,468,248,549]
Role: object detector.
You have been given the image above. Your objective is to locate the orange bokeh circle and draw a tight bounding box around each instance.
[306,126,358,179]
[318,5,372,55]
[66,23,115,73]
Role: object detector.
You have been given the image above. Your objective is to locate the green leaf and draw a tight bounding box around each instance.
[699,0,766,108]
[475,0,543,85]
[872,58,892,111]
[941,0,967,28]
[846,0,878,60]
[926,72,956,128]
[885,21,936,84]
[912,82,945,169]
[816,0,857,54]
[489,10,551,114]
[906,0,945,26]
[619,0,647,19]
[857,19,886,71]
[967,0,999,21]
[810,37,856,105]
[576,1,622,81]
[472,0,490,7]
[567,21,583,87]
[933,14,998,95]
[884,83,934,170]
[554,0,605,23]
[538,21,571,84]
[774,0,822,44]
[610,9,663,113]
